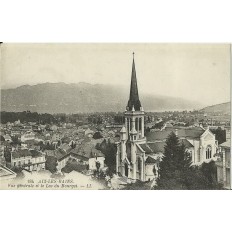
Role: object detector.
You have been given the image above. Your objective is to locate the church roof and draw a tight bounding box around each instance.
[127,54,142,111]
[220,140,230,149]
[147,142,165,153]
[146,127,205,141]
[180,139,194,148]
[139,142,165,154]
[139,143,153,154]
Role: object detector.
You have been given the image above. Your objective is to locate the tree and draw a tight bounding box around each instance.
[11,136,21,145]
[155,132,222,190]
[45,156,58,173]
[93,131,103,139]
[96,139,116,175]
[158,132,192,179]
[96,161,101,172]
[200,161,221,189]
[61,159,87,173]
[155,132,192,189]
[210,127,226,145]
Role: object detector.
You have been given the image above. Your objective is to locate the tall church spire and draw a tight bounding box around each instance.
[127,52,142,111]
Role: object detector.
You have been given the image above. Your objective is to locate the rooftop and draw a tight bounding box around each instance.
[220,140,231,149]
[0,165,16,179]
[146,127,205,141]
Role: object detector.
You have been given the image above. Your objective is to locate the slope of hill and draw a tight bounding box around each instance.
[1,82,201,113]
[200,102,230,114]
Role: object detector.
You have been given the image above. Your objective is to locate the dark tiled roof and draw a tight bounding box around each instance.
[139,142,165,154]
[146,131,172,141]
[220,140,230,149]
[30,150,43,158]
[146,128,205,141]
[147,142,165,153]
[180,139,194,148]
[69,146,104,159]
[145,156,156,164]
[12,150,32,159]
[56,149,69,161]
[60,143,72,152]
[12,149,43,159]
[139,144,153,154]
[46,149,69,161]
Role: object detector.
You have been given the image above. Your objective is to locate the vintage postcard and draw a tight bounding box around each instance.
[0,43,231,190]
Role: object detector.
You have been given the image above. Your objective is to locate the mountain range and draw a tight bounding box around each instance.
[0,82,207,113]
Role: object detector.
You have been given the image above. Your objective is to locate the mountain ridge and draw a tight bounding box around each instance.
[200,102,230,114]
[1,82,203,113]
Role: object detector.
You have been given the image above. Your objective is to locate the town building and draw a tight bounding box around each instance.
[11,149,46,171]
[216,140,231,189]
[45,149,71,171]
[21,131,35,142]
[69,147,105,171]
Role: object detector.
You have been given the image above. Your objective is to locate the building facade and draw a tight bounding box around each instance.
[216,140,231,189]
[11,149,46,171]
[146,127,218,165]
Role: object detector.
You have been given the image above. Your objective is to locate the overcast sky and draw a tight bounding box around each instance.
[0,43,230,106]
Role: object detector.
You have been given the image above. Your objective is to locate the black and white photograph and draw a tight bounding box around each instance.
[0,43,230,190]
[1,1,232,232]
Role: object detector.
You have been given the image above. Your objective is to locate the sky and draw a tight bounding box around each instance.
[0,43,230,106]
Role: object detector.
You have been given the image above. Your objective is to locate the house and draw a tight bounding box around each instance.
[11,149,46,171]
[84,128,94,137]
[216,140,231,189]
[50,125,58,131]
[21,131,35,142]
[59,143,72,153]
[3,134,12,143]
[69,146,105,171]
[45,149,71,171]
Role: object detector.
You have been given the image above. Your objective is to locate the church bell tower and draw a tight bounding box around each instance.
[117,53,146,183]
[124,53,145,142]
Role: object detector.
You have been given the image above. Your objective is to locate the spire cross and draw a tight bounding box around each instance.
[132,52,135,59]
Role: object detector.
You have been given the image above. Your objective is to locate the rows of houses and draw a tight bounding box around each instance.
[0,121,115,180]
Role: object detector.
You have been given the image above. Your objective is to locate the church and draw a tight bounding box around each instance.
[115,54,219,183]
[116,54,160,183]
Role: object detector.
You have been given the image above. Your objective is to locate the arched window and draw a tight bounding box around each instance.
[135,118,138,130]
[206,146,212,159]
[139,118,142,131]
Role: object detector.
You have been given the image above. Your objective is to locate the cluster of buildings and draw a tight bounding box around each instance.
[0,54,231,189]
[0,114,122,181]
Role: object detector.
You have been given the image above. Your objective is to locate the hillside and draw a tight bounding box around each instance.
[200,102,230,114]
[1,82,201,113]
